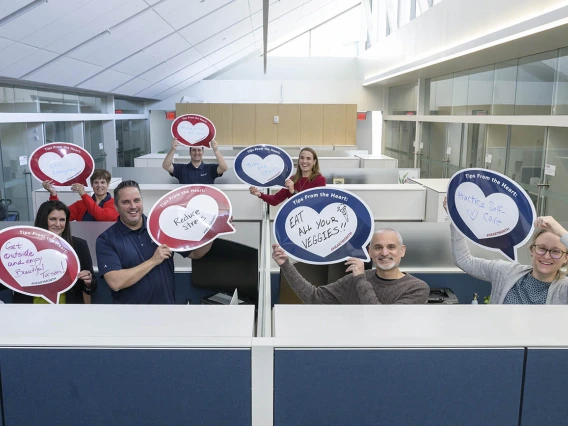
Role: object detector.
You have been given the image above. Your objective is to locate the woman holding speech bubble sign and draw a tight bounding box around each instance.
[249,148,326,206]
[444,198,568,304]
[6,200,96,304]
[42,169,118,222]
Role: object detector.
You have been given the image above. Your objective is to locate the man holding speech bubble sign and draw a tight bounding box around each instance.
[272,229,429,304]
[162,139,228,185]
[96,180,212,304]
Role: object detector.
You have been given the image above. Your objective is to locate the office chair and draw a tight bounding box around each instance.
[191,238,259,303]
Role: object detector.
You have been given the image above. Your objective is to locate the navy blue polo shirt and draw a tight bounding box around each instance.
[96,215,189,304]
[171,162,221,184]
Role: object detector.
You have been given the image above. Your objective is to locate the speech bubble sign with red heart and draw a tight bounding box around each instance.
[0,226,80,304]
[29,142,95,186]
[171,114,216,148]
[147,185,235,252]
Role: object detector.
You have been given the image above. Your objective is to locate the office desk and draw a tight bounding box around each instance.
[0,305,255,426]
[270,305,568,426]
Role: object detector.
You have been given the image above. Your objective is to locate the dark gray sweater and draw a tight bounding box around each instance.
[280,260,430,304]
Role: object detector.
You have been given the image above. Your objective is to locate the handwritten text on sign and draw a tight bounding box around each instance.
[454,176,519,240]
[242,153,285,185]
[447,168,536,261]
[285,192,357,258]
[158,189,219,241]
[1,236,67,287]
[38,152,85,182]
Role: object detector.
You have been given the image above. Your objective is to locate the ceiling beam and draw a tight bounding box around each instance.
[263,0,269,73]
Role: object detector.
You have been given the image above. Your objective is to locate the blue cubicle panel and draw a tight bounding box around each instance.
[0,348,251,426]
[275,349,524,426]
[521,348,568,426]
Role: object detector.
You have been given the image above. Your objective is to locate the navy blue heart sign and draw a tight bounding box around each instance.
[447,168,536,261]
[274,188,374,264]
[234,144,293,187]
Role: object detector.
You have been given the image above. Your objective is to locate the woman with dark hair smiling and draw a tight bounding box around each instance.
[249,147,326,206]
[10,200,96,304]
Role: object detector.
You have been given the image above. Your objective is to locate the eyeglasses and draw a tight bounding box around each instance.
[531,244,567,259]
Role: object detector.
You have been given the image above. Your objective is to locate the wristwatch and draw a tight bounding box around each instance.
[82,284,93,295]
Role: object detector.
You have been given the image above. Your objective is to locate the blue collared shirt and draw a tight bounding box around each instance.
[171,162,221,184]
[96,215,188,304]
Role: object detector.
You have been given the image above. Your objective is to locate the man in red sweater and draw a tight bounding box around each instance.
[42,169,118,222]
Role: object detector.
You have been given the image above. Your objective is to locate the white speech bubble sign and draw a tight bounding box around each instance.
[177,121,210,145]
[158,194,219,241]
[241,154,285,185]
[284,203,358,258]
[1,237,68,287]
[454,181,519,239]
[38,152,85,182]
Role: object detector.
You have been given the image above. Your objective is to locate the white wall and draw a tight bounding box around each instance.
[362,0,568,83]
[148,57,384,111]
[150,110,173,153]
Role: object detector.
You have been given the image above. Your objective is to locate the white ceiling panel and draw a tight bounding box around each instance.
[0,1,35,20]
[145,0,162,4]
[26,57,103,87]
[69,10,174,67]
[44,0,149,54]
[0,37,15,52]
[251,0,305,29]
[135,82,172,99]
[113,78,156,96]
[0,50,58,78]
[194,19,253,56]
[0,0,92,42]
[156,66,217,100]
[78,69,134,92]
[153,0,233,30]
[111,33,191,75]
[139,48,204,82]
[178,0,251,45]
[212,43,258,71]
[205,33,256,65]
[0,42,38,72]
[248,0,263,14]
[21,0,128,49]
[159,59,215,87]
[300,0,336,17]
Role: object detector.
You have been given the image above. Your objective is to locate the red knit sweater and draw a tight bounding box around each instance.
[49,193,118,222]
[259,175,326,206]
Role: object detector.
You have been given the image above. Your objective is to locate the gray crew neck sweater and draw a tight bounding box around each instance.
[280,260,429,304]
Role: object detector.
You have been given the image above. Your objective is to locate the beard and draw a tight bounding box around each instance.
[375,257,399,271]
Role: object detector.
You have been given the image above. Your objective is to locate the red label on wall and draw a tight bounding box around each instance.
[166,111,176,120]
[357,112,367,120]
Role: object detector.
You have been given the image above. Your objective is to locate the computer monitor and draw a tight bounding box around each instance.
[191,239,259,300]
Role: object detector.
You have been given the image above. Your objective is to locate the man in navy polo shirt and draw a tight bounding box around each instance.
[95,180,212,304]
[162,138,228,184]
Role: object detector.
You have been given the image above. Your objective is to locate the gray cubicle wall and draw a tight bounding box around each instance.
[114,167,400,185]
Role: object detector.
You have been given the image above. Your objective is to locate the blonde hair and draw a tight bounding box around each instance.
[292,147,321,183]
[530,228,568,278]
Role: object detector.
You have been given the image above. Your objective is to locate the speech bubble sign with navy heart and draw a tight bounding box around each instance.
[0,226,80,304]
[447,168,536,261]
[147,185,235,252]
[274,188,374,264]
[234,144,293,188]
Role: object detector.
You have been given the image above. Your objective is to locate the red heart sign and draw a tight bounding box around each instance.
[0,226,80,304]
[147,185,235,252]
[29,142,95,186]
[171,114,216,148]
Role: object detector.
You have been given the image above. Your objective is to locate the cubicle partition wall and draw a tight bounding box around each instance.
[0,305,255,426]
